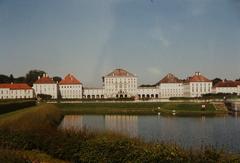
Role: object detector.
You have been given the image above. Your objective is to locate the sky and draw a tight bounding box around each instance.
[0,0,240,86]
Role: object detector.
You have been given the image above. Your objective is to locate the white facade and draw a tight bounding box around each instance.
[212,81,240,95]
[214,87,238,94]
[59,84,82,99]
[189,82,212,97]
[83,88,105,99]
[183,83,190,97]
[59,74,83,99]
[137,87,159,99]
[182,72,213,97]
[0,84,34,99]
[103,69,138,98]
[155,73,184,98]
[33,84,58,99]
[0,89,34,99]
[238,85,240,95]
[159,83,184,98]
[32,75,58,99]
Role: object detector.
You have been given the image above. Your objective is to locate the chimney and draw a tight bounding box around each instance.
[195,72,201,76]
[38,76,40,80]
[11,82,13,84]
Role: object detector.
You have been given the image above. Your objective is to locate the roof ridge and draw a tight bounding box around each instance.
[35,76,55,84]
[105,68,135,77]
[158,73,181,84]
[59,74,81,84]
[0,83,32,90]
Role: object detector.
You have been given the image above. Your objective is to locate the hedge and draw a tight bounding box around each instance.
[0,100,36,115]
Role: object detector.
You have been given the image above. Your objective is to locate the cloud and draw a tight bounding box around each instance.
[147,67,161,75]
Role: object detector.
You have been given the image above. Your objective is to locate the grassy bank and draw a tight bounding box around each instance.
[155,103,227,116]
[0,103,62,131]
[0,149,68,163]
[0,103,239,162]
[57,102,227,116]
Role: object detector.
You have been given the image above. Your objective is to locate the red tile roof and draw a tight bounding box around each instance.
[158,73,181,84]
[59,74,81,85]
[0,83,32,90]
[106,69,135,77]
[188,72,211,82]
[214,81,240,88]
[34,76,55,84]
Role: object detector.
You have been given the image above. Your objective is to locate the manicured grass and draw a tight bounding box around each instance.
[57,102,226,116]
[0,103,239,162]
[57,102,162,115]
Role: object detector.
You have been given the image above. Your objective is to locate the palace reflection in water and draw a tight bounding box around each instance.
[60,115,138,137]
[59,115,240,152]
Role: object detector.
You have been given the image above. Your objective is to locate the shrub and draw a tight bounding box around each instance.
[37,94,52,101]
[0,149,27,163]
[0,100,36,115]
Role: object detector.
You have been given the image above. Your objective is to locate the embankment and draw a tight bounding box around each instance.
[0,103,238,162]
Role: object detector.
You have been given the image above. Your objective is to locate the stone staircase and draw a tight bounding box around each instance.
[212,102,228,112]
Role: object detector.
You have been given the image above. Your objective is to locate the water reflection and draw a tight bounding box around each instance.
[60,115,83,131]
[59,115,240,152]
[105,115,138,137]
[60,115,138,137]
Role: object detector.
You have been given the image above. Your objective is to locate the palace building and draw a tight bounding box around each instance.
[102,69,138,98]
[59,74,83,99]
[33,74,58,99]
[157,73,184,98]
[185,72,212,97]
[30,70,214,100]
[3,68,238,100]
[137,86,159,99]
[213,80,240,95]
[0,83,34,99]
[83,88,104,99]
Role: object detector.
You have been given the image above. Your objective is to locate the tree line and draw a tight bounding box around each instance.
[0,70,62,86]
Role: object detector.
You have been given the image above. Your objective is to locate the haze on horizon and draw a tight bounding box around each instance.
[0,0,239,87]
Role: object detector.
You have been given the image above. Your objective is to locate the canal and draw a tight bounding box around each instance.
[59,114,240,152]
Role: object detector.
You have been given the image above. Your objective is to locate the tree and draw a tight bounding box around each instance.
[15,77,26,83]
[25,70,46,86]
[0,75,10,83]
[9,74,14,83]
[53,76,62,83]
[212,78,222,86]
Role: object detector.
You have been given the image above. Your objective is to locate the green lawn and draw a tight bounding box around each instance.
[57,102,226,116]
